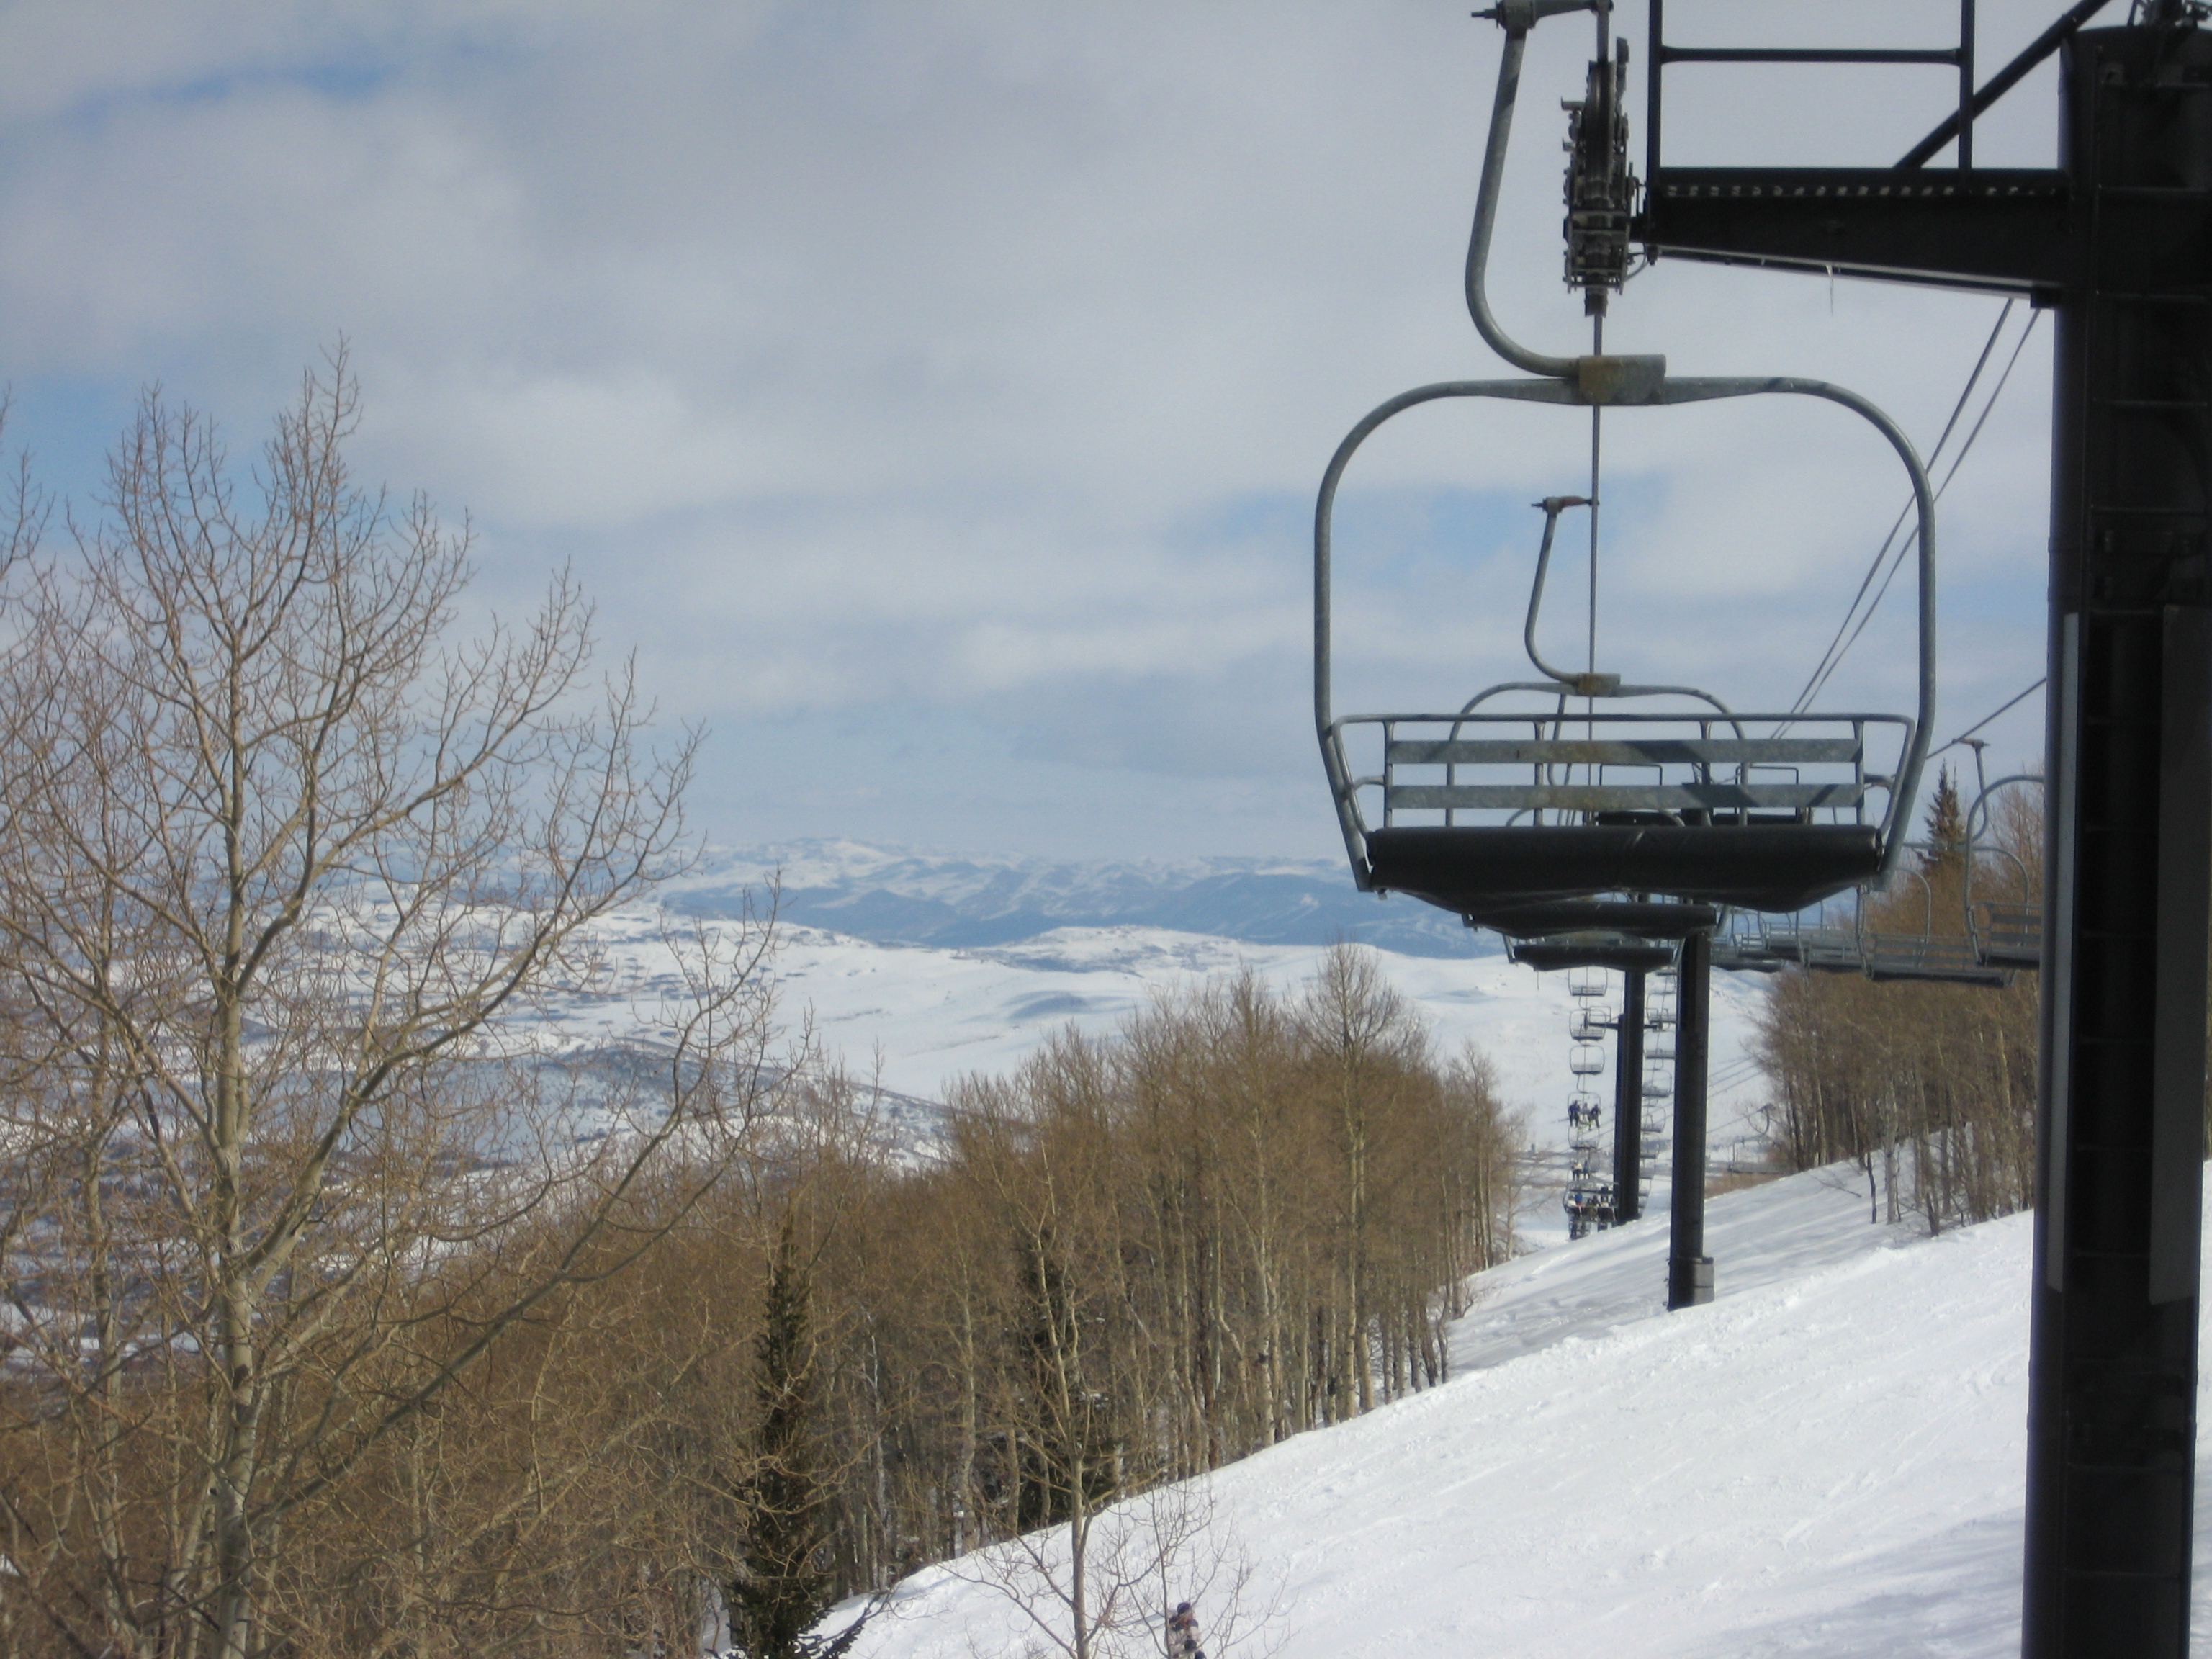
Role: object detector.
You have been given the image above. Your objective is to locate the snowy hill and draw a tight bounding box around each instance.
[842,1166,2119,1659]
[661,840,1488,957]
[514,904,1776,1236]
[634,842,1785,1208]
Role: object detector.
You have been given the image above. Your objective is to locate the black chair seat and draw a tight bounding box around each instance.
[1463,897,1719,940]
[1510,935,1680,972]
[1367,823,1883,916]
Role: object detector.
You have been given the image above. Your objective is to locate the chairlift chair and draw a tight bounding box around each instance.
[1563,1177,1615,1238]
[1755,853,2015,985]
[1710,907,1861,974]
[1569,1004,1614,1041]
[1782,917,1871,975]
[1964,774,2044,969]
[1851,848,2013,987]
[1708,908,1807,974]
[1314,0,1937,934]
[1568,965,1609,999]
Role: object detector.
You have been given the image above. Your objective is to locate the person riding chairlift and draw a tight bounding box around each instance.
[1167,1599,1204,1659]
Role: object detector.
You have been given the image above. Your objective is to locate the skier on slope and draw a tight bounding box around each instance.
[1166,1600,1204,1659]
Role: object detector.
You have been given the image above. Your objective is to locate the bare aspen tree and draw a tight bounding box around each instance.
[1751,783,2044,1226]
[952,1474,1276,1659]
[0,356,777,1659]
[1299,945,1424,1420]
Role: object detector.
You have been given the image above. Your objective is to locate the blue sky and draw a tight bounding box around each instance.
[0,0,2069,860]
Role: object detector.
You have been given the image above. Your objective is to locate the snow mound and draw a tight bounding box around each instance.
[848,1166,2212,1659]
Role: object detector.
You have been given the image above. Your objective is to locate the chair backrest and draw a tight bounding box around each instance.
[1969,899,2043,968]
[1861,929,2013,986]
[1339,709,1900,831]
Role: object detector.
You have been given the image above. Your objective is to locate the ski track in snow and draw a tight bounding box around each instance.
[841,1168,2212,1659]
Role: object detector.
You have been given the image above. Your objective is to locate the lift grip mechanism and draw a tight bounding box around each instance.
[1469,0,1664,390]
[1474,1,1609,27]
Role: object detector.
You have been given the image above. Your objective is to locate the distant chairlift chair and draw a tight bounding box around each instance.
[1856,857,2013,988]
[1707,863,2013,986]
[1964,774,2044,970]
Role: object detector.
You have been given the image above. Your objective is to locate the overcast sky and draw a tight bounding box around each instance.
[0,0,2077,861]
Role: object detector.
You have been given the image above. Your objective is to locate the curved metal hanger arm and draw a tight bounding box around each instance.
[1963,772,2043,914]
[1467,17,1582,377]
[1523,496,1614,693]
[1313,379,1581,881]
[1466,0,1664,393]
[1966,772,2045,845]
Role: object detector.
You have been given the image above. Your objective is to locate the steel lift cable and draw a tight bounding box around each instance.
[1586,2,1612,702]
[1706,1054,1762,1092]
[1786,301,2019,719]
[1788,305,2038,722]
[1791,309,2042,718]
[1928,675,2047,760]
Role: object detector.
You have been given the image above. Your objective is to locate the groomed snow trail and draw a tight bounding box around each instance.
[848,1166,2212,1659]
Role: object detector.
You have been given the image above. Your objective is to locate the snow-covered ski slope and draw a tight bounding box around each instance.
[850,1166,2212,1659]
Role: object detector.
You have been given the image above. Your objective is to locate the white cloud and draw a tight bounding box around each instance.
[0,0,2070,855]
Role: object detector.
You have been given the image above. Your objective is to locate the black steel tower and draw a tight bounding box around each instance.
[1637,4,2212,1648]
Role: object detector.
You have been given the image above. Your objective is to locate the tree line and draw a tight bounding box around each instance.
[0,361,1524,1658]
[1750,771,2042,1228]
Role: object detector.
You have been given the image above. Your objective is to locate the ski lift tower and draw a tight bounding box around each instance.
[1635,1,2211,1652]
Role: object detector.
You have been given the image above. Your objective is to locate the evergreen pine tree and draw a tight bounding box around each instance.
[1919,763,1967,871]
[730,1215,835,1659]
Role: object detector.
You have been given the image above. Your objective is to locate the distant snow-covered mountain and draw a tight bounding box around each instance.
[662,839,1491,956]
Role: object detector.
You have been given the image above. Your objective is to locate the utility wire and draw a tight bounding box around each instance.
[1786,302,2018,717]
[1792,306,2041,716]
